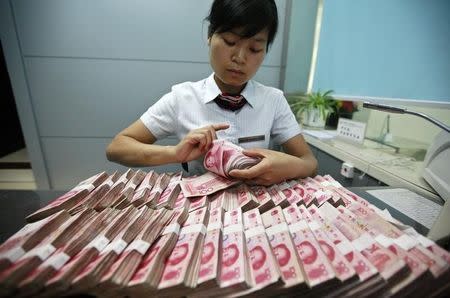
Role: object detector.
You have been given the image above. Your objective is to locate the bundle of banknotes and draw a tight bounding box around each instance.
[203,139,260,178]
[1,144,449,297]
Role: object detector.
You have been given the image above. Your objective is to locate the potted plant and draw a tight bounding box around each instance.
[288,90,336,128]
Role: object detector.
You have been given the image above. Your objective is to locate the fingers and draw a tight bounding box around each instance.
[186,128,212,150]
[211,123,230,132]
[178,123,229,161]
[189,133,209,152]
[200,126,215,150]
[241,148,265,158]
[229,162,265,180]
[194,123,229,147]
[231,170,273,186]
[209,123,229,142]
[246,178,272,186]
[205,129,213,150]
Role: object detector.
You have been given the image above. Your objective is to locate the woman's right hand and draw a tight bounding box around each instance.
[174,123,229,162]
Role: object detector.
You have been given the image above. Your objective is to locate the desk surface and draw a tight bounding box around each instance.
[304,134,441,202]
[0,190,66,243]
[0,188,429,244]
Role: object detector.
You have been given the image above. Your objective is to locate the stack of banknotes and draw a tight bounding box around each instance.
[203,139,261,179]
[0,141,449,297]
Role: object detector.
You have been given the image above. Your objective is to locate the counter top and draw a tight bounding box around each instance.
[0,190,65,243]
[303,132,441,203]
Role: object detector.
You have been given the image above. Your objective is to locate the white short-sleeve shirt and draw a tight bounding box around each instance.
[140,73,301,175]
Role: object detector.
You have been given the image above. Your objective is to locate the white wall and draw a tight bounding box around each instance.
[283,0,318,93]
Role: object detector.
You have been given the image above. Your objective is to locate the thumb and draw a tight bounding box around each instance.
[212,123,230,131]
[229,162,264,179]
[241,148,265,158]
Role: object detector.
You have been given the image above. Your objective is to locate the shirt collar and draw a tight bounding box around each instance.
[203,73,256,108]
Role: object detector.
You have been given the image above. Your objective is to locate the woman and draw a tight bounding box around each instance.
[106,0,317,185]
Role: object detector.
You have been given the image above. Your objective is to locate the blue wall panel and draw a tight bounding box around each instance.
[313,0,450,103]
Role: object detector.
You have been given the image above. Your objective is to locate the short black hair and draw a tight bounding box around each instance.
[206,0,278,51]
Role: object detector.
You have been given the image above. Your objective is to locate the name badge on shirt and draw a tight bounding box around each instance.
[238,135,265,144]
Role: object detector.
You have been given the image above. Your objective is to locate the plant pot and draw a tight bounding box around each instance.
[326,112,339,128]
[326,111,354,128]
[299,108,328,128]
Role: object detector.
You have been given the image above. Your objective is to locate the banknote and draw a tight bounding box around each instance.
[204,140,260,178]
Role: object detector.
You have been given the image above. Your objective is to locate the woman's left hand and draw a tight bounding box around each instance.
[228,148,301,185]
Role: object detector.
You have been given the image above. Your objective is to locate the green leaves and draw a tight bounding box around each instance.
[288,90,336,119]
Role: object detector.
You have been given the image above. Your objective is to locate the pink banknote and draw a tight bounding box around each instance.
[204,140,260,178]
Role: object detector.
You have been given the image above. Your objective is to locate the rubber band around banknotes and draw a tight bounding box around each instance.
[86,235,110,251]
[180,224,207,235]
[104,239,127,255]
[44,252,71,270]
[207,222,222,232]
[265,222,289,236]
[21,244,56,261]
[393,234,419,251]
[2,246,26,262]
[336,240,355,255]
[223,224,243,235]
[163,223,181,235]
[288,220,309,233]
[125,239,151,255]
[72,183,95,192]
[352,233,375,252]
[307,220,321,231]
[244,226,266,239]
